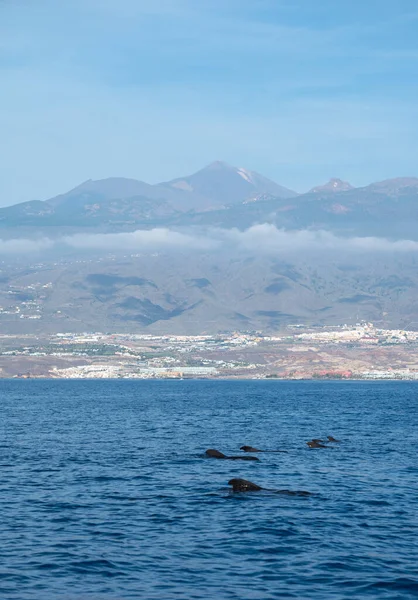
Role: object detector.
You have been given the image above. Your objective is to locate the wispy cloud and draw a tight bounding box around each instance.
[2,226,418,256]
[219,225,418,253]
[0,237,53,255]
[63,228,217,251]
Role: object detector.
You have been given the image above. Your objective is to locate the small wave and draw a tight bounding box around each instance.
[364,577,418,593]
[70,558,124,577]
[2,379,418,600]
[91,475,129,482]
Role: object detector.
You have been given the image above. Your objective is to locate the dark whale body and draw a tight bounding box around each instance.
[307,440,329,448]
[205,449,259,461]
[327,436,340,442]
[228,478,263,491]
[240,445,288,453]
[228,478,311,496]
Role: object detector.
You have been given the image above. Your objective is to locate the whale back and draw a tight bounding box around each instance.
[307,440,327,448]
[228,478,263,492]
[206,449,227,458]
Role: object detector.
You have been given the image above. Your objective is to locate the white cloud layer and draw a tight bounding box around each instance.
[0,237,54,255]
[63,228,217,251]
[218,225,418,252]
[1,225,418,255]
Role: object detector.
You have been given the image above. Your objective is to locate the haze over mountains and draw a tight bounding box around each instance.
[0,161,297,226]
[1,161,418,240]
[1,161,418,334]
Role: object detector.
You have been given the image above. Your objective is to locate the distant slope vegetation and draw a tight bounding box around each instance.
[1,251,418,335]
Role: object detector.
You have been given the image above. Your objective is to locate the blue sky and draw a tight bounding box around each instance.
[1,0,418,206]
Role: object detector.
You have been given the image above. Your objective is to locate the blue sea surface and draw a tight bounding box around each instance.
[0,380,417,599]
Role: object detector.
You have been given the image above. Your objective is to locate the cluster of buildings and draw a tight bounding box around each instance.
[291,323,418,345]
[0,282,52,320]
[356,369,418,380]
[50,364,219,379]
[2,322,418,379]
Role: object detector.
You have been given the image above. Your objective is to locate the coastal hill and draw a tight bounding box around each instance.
[0,250,418,335]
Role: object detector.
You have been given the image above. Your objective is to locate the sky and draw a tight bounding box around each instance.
[1,0,418,206]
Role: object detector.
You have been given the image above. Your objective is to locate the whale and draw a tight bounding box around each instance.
[306,440,329,449]
[240,445,288,453]
[327,436,340,442]
[205,449,259,461]
[228,478,311,496]
[228,478,263,491]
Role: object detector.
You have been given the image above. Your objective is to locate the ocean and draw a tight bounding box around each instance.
[0,380,417,599]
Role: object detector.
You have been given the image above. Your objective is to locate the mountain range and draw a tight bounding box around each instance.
[1,161,418,334]
[0,161,295,229]
[1,161,418,239]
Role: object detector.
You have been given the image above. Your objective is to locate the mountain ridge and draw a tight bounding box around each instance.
[161,161,297,207]
[0,165,417,239]
[309,178,354,194]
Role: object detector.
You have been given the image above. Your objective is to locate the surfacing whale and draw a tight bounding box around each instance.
[228,478,262,491]
[205,449,259,461]
[306,440,329,449]
[327,436,340,442]
[228,478,311,495]
[240,445,288,453]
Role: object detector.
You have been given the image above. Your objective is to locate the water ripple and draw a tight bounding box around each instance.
[0,379,417,599]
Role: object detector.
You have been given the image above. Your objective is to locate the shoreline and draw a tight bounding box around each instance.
[2,376,418,382]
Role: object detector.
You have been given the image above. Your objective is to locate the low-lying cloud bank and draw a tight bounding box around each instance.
[0,238,54,254]
[2,224,418,255]
[220,225,418,253]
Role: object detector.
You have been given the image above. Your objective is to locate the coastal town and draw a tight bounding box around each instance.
[2,322,418,380]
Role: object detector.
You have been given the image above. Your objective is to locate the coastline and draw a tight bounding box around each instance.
[3,375,418,381]
[2,324,418,381]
